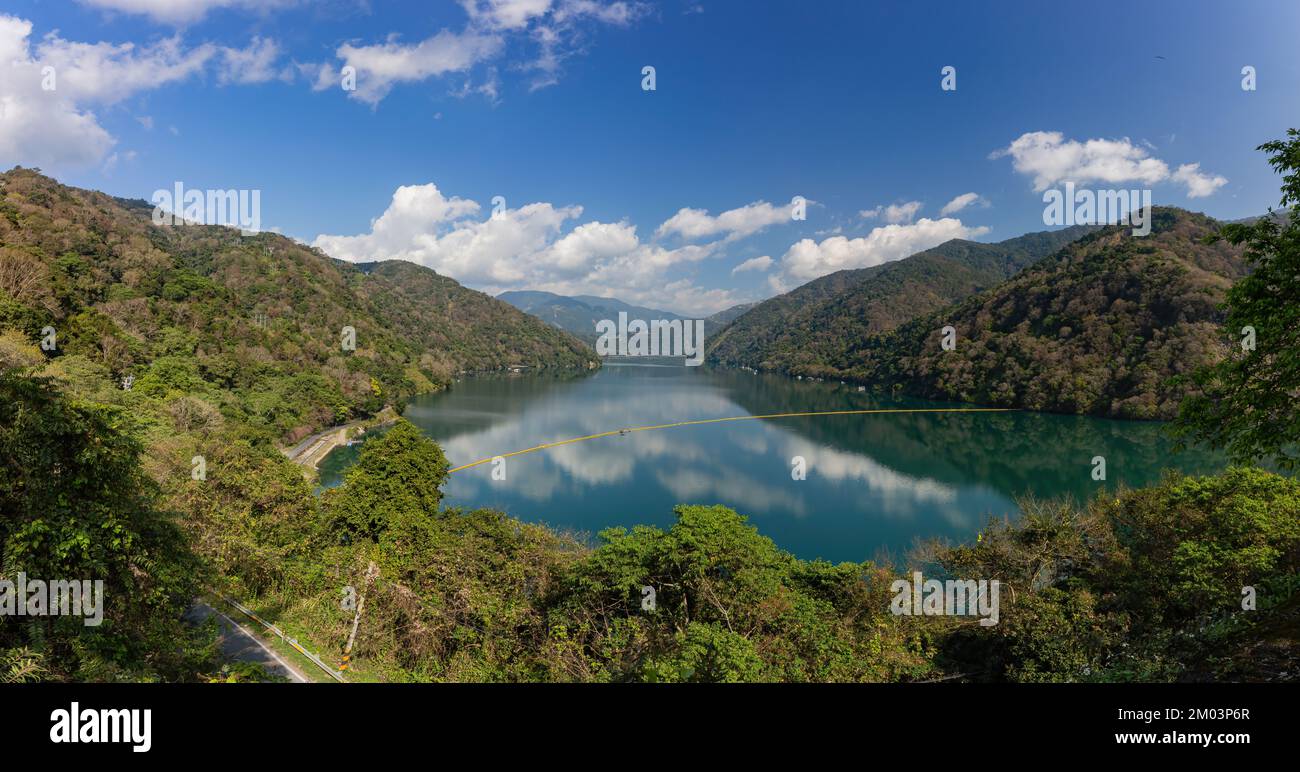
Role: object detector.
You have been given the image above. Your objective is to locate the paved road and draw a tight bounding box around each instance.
[186,602,311,683]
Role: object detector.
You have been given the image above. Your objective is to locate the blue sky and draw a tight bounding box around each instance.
[2,0,1297,313]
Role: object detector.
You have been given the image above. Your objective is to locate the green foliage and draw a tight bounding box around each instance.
[134,355,210,398]
[323,420,448,543]
[930,468,1300,682]
[318,502,936,682]
[641,622,765,682]
[9,349,1294,682]
[1100,467,1300,625]
[1,646,46,683]
[168,439,320,597]
[997,588,1119,683]
[0,371,207,681]
[1174,129,1300,468]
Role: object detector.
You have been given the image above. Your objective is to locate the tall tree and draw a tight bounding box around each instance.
[323,420,449,543]
[1174,130,1300,468]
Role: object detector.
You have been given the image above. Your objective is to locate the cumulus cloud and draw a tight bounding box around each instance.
[1171,163,1228,198]
[312,182,742,315]
[731,255,773,274]
[0,15,218,169]
[656,200,794,242]
[995,131,1227,198]
[994,131,1168,190]
[778,218,991,283]
[938,192,988,216]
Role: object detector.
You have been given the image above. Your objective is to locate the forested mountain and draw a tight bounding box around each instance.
[707,225,1097,372]
[498,289,683,343]
[0,168,593,445]
[840,209,1249,419]
[704,302,756,336]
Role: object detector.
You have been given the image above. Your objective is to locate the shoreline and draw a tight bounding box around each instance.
[282,406,399,472]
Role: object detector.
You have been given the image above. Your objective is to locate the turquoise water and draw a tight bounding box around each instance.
[318,364,1228,563]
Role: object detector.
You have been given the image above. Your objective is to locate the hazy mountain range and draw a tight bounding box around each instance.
[498,290,754,344]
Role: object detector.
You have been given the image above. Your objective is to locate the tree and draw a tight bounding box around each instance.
[1173,129,1300,468]
[323,420,449,543]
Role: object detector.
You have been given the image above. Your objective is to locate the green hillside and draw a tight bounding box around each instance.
[0,168,594,446]
[854,209,1248,419]
[707,225,1097,374]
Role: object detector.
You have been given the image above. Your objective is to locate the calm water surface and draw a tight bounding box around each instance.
[319,364,1227,563]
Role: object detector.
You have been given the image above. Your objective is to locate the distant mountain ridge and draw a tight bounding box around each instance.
[498,290,685,343]
[499,290,761,351]
[705,302,756,329]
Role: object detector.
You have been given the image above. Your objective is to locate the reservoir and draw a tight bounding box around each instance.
[319,363,1227,563]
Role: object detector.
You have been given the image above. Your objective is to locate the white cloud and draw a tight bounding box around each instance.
[939,192,988,216]
[541,220,640,271]
[451,66,503,103]
[218,36,287,85]
[78,0,295,25]
[778,218,990,282]
[995,130,1227,198]
[309,0,648,103]
[780,436,957,508]
[460,0,555,30]
[767,273,792,295]
[656,200,793,242]
[860,200,922,224]
[319,30,505,106]
[27,34,214,104]
[883,200,921,224]
[553,0,647,25]
[731,255,773,274]
[1171,163,1228,198]
[0,15,215,169]
[312,181,740,315]
[100,149,137,175]
[522,24,566,91]
[995,131,1168,191]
